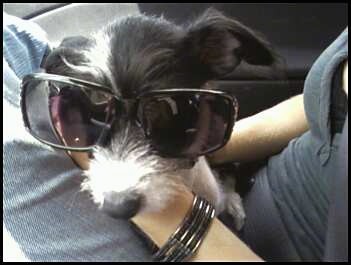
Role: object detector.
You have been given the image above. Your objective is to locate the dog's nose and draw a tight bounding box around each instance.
[102,191,142,219]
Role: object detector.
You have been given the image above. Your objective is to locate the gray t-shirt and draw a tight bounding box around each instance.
[242,28,348,261]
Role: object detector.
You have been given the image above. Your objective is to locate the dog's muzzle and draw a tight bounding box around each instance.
[102,190,143,219]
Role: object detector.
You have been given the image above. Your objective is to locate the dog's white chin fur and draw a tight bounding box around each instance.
[81,140,224,214]
[80,142,189,214]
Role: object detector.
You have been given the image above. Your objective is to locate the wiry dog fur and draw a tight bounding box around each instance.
[43,8,282,230]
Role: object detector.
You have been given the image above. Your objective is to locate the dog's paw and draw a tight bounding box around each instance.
[226,192,246,231]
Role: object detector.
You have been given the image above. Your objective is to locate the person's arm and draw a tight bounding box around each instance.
[207,94,309,165]
[68,151,90,169]
[131,188,262,261]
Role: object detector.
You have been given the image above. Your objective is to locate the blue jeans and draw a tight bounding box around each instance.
[3,13,152,261]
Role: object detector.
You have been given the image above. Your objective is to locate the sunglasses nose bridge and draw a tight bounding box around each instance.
[98,108,146,147]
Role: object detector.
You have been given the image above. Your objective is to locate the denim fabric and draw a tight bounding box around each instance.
[3,13,152,261]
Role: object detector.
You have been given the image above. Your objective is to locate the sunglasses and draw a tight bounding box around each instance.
[20,73,238,158]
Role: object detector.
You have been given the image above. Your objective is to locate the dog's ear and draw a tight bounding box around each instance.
[42,36,94,74]
[182,8,277,77]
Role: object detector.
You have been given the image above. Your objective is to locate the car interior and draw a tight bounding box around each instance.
[3,3,348,261]
[4,3,347,119]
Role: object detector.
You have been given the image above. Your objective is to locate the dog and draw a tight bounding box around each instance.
[42,8,281,231]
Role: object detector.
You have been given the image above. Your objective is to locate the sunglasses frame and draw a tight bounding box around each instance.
[20,73,238,157]
[21,73,116,152]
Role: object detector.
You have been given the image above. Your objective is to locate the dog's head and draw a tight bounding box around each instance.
[43,8,281,218]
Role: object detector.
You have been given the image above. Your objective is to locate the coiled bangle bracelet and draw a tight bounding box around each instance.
[153,194,216,262]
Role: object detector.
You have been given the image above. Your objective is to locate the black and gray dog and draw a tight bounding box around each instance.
[42,8,281,230]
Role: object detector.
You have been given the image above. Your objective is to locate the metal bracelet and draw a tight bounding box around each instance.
[153,194,216,262]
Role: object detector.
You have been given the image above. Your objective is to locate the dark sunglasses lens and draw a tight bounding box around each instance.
[141,92,233,157]
[22,79,116,148]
